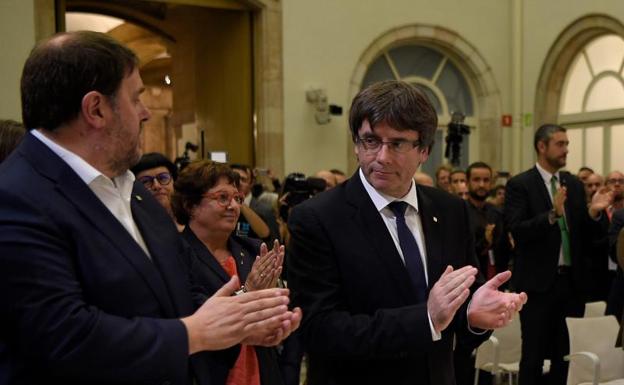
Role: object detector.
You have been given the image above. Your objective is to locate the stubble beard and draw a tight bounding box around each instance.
[546,154,566,171]
[106,115,143,177]
[469,189,488,202]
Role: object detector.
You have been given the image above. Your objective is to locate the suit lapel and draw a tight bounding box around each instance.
[182,227,231,284]
[131,189,180,315]
[531,166,553,209]
[345,174,417,303]
[21,135,178,316]
[416,186,445,289]
[228,237,253,282]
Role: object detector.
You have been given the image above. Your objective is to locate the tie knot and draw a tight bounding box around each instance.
[388,201,409,217]
[551,175,558,183]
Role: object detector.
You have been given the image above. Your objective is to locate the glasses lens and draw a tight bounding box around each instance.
[215,192,229,206]
[156,173,172,185]
[233,194,244,204]
[138,176,154,187]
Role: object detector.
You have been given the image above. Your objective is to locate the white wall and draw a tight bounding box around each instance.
[0,0,36,122]
[282,0,512,176]
[282,0,624,176]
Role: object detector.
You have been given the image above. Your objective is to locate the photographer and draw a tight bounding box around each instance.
[445,111,470,166]
[276,172,326,385]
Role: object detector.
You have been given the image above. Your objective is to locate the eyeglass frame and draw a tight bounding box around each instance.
[606,178,624,185]
[202,190,246,207]
[138,172,172,188]
[356,135,421,154]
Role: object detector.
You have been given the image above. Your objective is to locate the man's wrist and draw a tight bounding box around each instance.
[548,208,561,224]
[180,315,201,355]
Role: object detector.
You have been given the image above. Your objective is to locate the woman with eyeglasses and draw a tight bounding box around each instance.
[131,152,184,231]
[171,160,286,385]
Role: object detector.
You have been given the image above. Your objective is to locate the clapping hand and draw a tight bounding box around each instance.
[467,270,527,330]
[245,240,285,291]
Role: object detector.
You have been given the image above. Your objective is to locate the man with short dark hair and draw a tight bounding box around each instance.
[288,80,526,385]
[577,166,594,183]
[466,161,510,279]
[230,163,274,241]
[504,124,610,385]
[0,31,299,385]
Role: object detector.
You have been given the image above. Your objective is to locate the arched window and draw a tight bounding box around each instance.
[558,34,624,175]
[361,44,476,173]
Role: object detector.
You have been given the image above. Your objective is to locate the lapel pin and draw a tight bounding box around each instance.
[135,195,143,201]
[433,216,438,223]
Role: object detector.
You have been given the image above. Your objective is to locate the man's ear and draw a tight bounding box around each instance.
[418,145,430,164]
[536,140,546,155]
[81,91,109,129]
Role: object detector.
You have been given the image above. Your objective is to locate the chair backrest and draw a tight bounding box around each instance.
[475,313,522,369]
[584,301,607,318]
[566,315,624,385]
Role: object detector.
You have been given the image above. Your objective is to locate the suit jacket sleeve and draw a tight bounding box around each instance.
[609,209,624,262]
[0,191,190,384]
[504,176,553,245]
[289,201,454,360]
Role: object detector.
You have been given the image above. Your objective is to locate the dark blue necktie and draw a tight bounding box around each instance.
[388,201,428,302]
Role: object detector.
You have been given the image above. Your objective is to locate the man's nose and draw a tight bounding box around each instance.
[375,143,393,163]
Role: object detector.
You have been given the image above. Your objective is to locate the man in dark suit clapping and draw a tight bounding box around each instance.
[0,31,299,385]
[287,80,527,385]
[504,124,611,385]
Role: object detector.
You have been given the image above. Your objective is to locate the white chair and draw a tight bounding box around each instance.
[564,315,624,385]
[474,314,551,385]
[584,301,607,318]
[474,314,522,385]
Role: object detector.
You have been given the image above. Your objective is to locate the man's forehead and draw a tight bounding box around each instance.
[361,121,419,138]
[470,168,491,177]
[549,132,568,141]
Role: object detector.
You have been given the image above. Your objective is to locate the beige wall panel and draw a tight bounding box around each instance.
[0,0,37,122]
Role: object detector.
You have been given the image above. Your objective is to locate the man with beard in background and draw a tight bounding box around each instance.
[504,124,611,385]
[454,161,511,385]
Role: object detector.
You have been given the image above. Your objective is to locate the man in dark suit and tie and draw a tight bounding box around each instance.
[0,31,300,385]
[287,80,527,385]
[504,124,611,385]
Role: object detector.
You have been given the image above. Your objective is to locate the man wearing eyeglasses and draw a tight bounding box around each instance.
[605,171,624,217]
[0,31,299,385]
[287,80,527,385]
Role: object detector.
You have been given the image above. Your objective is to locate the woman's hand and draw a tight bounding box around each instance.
[245,240,284,291]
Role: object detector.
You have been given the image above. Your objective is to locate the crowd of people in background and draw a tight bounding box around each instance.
[0,30,621,385]
[2,112,624,385]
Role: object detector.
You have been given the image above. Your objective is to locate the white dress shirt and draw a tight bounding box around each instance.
[359,169,441,340]
[535,162,565,266]
[31,130,151,258]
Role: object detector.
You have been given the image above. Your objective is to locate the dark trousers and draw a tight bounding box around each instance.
[518,273,584,385]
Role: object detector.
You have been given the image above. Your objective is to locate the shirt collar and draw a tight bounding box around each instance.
[30,129,136,193]
[535,162,560,184]
[359,168,419,213]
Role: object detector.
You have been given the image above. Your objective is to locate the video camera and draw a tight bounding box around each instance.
[279,173,326,221]
[444,112,470,166]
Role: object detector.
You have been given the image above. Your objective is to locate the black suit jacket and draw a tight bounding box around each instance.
[181,228,284,385]
[287,173,489,385]
[0,134,211,385]
[504,166,603,295]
